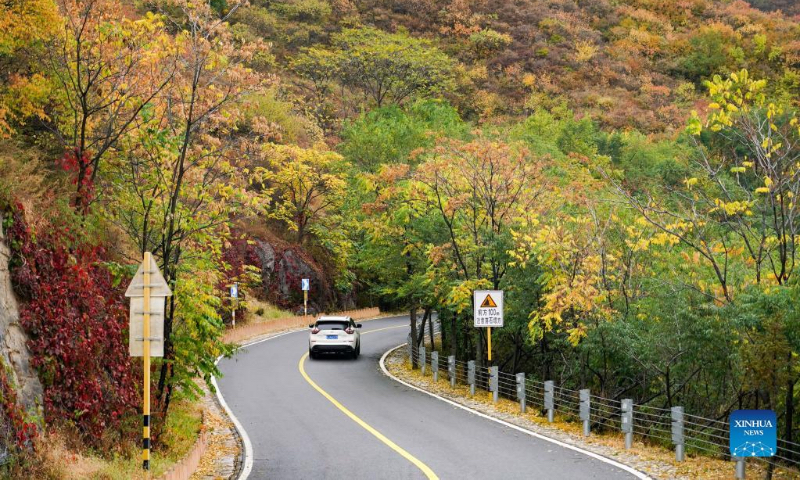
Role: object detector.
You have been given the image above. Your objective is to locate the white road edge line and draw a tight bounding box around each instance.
[213,329,302,480]
[379,343,653,480]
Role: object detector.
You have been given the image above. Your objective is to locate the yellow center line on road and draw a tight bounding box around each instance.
[298,324,438,480]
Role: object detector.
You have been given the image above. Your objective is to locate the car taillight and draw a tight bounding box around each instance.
[312,327,320,334]
[345,327,354,334]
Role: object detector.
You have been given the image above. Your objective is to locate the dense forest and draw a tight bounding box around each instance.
[2,0,800,475]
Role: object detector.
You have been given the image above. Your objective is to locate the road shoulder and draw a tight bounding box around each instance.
[381,344,692,480]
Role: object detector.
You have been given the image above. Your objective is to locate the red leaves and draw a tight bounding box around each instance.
[56,148,95,208]
[6,206,139,447]
[0,357,38,451]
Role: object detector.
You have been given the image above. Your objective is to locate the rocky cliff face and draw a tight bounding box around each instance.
[0,224,42,415]
[254,239,341,312]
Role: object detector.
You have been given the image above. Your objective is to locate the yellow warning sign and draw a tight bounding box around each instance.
[474,290,503,328]
[480,294,497,308]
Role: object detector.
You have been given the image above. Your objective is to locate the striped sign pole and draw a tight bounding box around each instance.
[126,251,170,478]
[142,251,152,475]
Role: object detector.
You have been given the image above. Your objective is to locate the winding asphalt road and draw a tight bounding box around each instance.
[217,315,643,479]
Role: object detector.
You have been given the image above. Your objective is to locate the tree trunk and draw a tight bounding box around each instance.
[427,308,434,351]
[450,315,457,359]
[440,312,447,354]
[410,306,418,369]
[785,373,796,462]
[417,310,427,347]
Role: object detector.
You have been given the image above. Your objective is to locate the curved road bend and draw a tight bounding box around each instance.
[218,315,641,479]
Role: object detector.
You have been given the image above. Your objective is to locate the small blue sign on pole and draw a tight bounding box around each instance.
[302,278,310,291]
[231,283,238,299]
[730,410,777,457]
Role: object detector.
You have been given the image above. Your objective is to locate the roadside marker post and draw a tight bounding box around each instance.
[516,373,526,413]
[580,389,591,436]
[431,351,439,382]
[489,366,499,403]
[544,381,554,422]
[419,346,426,375]
[621,399,633,449]
[448,355,456,387]
[125,252,172,475]
[671,406,685,461]
[467,361,476,396]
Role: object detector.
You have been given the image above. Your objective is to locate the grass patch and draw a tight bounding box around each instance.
[27,398,203,479]
[245,297,293,323]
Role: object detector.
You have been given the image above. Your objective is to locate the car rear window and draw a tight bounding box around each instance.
[316,321,348,330]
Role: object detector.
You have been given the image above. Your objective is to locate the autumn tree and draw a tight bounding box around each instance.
[0,0,59,138]
[614,69,800,453]
[415,136,547,364]
[255,143,348,245]
[102,0,265,422]
[47,0,175,208]
[354,163,439,367]
[294,27,455,109]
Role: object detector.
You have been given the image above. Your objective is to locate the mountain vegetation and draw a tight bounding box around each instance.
[2,0,800,475]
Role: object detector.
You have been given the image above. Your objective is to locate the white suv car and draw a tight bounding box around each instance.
[308,316,361,359]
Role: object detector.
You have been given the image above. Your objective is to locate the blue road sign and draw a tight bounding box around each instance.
[302,278,310,291]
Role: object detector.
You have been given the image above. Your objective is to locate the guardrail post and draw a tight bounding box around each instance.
[489,366,499,403]
[448,355,455,387]
[734,456,746,479]
[579,389,590,436]
[544,381,554,422]
[671,406,684,461]
[516,373,526,413]
[467,361,476,396]
[621,399,633,449]
[419,346,426,375]
[431,351,439,381]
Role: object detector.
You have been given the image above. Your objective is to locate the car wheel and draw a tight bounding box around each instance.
[309,350,316,359]
[354,344,360,359]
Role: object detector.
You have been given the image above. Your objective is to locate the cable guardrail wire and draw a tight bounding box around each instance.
[402,323,800,476]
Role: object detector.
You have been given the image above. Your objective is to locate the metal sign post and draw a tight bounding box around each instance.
[230,282,238,327]
[126,252,171,476]
[302,278,310,317]
[474,290,503,365]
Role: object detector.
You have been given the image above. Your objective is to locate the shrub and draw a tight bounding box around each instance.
[468,29,512,57]
[5,204,139,448]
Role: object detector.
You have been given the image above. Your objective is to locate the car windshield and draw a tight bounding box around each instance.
[316,321,348,331]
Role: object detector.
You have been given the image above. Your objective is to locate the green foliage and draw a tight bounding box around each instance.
[677,26,736,82]
[295,27,455,108]
[468,29,512,58]
[170,252,234,401]
[339,100,467,171]
[271,0,331,22]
